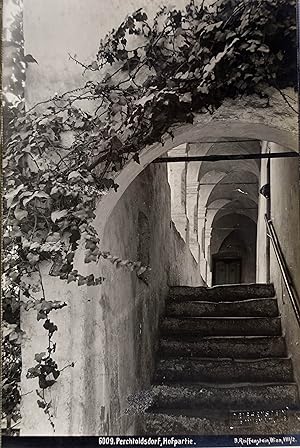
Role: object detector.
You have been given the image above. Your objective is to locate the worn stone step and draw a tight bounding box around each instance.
[154,357,294,384]
[161,317,281,337]
[149,383,299,411]
[141,409,300,435]
[159,336,287,359]
[169,283,275,302]
[166,298,278,318]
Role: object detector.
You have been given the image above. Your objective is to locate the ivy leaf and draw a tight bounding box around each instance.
[180,92,192,103]
[39,375,56,389]
[43,319,58,336]
[51,209,68,223]
[25,54,38,64]
[68,170,82,181]
[37,400,46,409]
[22,300,36,311]
[110,135,123,150]
[4,184,24,207]
[3,323,17,339]
[133,9,147,22]
[90,61,98,70]
[14,207,28,221]
[23,191,50,206]
[27,253,40,265]
[52,370,60,380]
[132,153,140,164]
[27,366,40,379]
[35,352,46,363]
[77,276,87,286]
[258,44,270,53]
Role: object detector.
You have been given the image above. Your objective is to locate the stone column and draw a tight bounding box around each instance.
[167,144,189,242]
[198,209,207,281]
[205,227,212,260]
[186,181,200,261]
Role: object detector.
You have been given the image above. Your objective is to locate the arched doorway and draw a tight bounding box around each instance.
[20,97,300,435]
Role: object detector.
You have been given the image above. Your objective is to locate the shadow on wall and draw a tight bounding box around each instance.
[98,163,203,434]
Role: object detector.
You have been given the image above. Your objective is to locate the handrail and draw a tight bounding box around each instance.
[264,214,300,326]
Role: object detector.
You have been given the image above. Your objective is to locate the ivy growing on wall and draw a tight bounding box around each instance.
[2,0,25,434]
[3,0,297,430]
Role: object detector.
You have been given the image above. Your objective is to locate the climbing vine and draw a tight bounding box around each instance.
[3,0,297,430]
[2,0,25,434]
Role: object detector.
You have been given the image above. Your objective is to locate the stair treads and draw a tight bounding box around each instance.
[161,317,281,336]
[166,298,278,318]
[154,357,294,384]
[159,336,287,359]
[149,383,299,411]
[142,409,300,435]
[169,284,275,302]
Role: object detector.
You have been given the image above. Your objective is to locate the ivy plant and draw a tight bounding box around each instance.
[3,0,297,431]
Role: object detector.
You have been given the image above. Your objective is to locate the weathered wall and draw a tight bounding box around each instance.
[256,142,269,283]
[169,222,202,286]
[20,163,202,435]
[23,0,205,107]
[98,163,202,434]
[256,142,300,385]
[269,143,300,386]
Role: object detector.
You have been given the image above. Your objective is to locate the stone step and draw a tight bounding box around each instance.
[149,383,299,411]
[161,317,281,337]
[154,357,294,384]
[159,336,287,359]
[166,298,278,318]
[141,409,300,435]
[169,283,275,303]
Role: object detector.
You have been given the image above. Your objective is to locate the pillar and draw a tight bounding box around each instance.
[167,144,189,242]
[186,181,200,261]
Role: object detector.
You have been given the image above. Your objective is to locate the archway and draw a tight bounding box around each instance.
[20,94,299,435]
[93,96,298,238]
[211,214,257,284]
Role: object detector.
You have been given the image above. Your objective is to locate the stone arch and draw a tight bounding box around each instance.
[94,86,297,226]
[206,199,232,230]
[92,91,297,253]
[211,213,256,255]
[216,230,247,259]
[206,170,259,207]
[213,197,258,224]
[198,141,260,181]
[198,171,227,208]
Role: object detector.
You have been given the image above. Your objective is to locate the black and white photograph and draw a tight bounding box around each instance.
[2,0,300,446]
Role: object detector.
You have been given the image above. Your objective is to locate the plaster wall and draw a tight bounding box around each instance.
[23,0,213,108]
[255,141,300,389]
[268,143,300,386]
[256,142,269,283]
[98,163,202,434]
[20,163,202,435]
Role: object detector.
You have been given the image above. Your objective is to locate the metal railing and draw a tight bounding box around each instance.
[264,214,300,326]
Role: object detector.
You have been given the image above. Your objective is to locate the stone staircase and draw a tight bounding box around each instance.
[142,284,300,435]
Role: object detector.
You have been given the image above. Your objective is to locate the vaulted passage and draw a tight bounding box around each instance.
[167,138,261,287]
